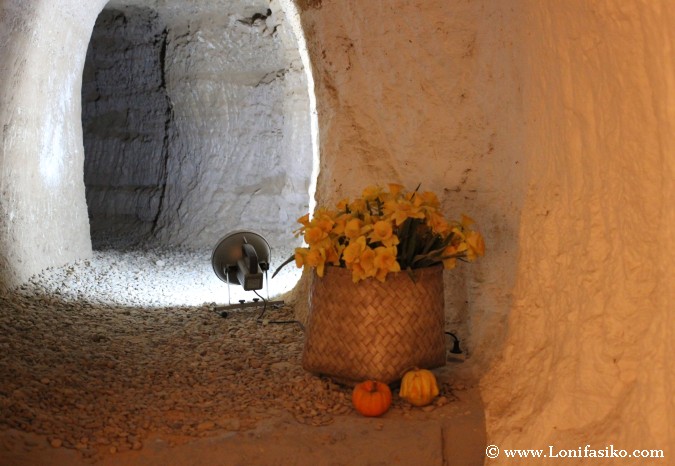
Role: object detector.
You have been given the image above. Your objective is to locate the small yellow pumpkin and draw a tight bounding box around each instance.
[399,368,439,407]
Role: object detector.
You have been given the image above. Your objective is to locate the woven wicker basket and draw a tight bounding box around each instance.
[302,265,446,384]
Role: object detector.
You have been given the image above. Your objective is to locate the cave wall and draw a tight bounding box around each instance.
[295,0,673,461]
[480,1,674,462]
[155,2,312,250]
[0,0,107,291]
[83,0,313,250]
[292,0,525,376]
[82,6,171,246]
[1,0,672,460]
[1,0,312,291]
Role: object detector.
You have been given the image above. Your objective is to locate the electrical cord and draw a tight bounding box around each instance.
[253,290,305,331]
[444,332,462,354]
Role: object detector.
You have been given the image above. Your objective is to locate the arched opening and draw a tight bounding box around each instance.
[78,0,316,304]
[1,1,671,462]
[82,5,171,247]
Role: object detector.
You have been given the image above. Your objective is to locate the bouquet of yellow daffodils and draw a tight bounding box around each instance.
[277,183,485,283]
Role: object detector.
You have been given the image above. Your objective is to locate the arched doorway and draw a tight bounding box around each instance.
[82,1,315,249]
[80,0,317,303]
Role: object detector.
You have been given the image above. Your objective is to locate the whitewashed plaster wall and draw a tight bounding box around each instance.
[481,2,674,463]
[292,0,526,376]
[0,0,107,291]
[83,0,313,249]
[294,0,673,462]
[0,0,312,291]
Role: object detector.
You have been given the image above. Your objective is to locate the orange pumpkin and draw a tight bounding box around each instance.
[352,380,392,417]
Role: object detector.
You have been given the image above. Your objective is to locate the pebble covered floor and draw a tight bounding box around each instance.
[0,247,457,460]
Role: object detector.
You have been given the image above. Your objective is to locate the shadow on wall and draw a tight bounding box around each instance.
[81,1,315,251]
[82,6,172,248]
[0,0,315,291]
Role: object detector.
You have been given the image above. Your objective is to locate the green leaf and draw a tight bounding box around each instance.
[420,235,440,256]
[400,219,420,269]
[414,244,448,263]
[405,267,417,283]
[396,219,412,264]
[437,251,468,262]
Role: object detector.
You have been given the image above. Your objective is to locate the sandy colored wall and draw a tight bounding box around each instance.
[293,0,525,375]
[481,1,674,462]
[1,0,672,460]
[296,0,673,461]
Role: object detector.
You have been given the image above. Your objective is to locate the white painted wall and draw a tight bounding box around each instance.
[0,0,107,290]
[481,2,674,462]
[0,0,313,290]
[295,0,673,460]
[1,0,672,458]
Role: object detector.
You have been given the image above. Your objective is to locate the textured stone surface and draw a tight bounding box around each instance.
[1,0,673,462]
[155,4,312,249]
[0,254,483,464]
[0,0,107,291]
[1,0,312,288]
[82,0,313,250]
[293,0,525,376]
[480,2,675,463]
[82,7,171,244]
[295,0,673,461]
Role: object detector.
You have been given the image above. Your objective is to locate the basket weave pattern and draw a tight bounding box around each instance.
[302,265,446,384]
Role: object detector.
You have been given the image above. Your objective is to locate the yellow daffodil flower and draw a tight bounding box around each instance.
[442,242,468,270]
[418,190,441,209]
[295,247,328,277]
[304,226,327,245]
[344,218,370,239]
[284,184,485,283]
[331,214,348,236]
[297,213,310,226]
[461,214,476,228]
[368,220,399,247]
[465,230,485,261]
[383,199,424,226]
[349,198,367,214]
[426,211,450,236]
[343,236,367,265]
[387,183,404,197]
[362,185,383,201]
[373,246,401,282]
[336,198,350,212]
[358,247,377,278]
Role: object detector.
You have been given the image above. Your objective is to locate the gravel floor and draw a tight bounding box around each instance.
[0,246,457,461]
[14,245,302,308]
